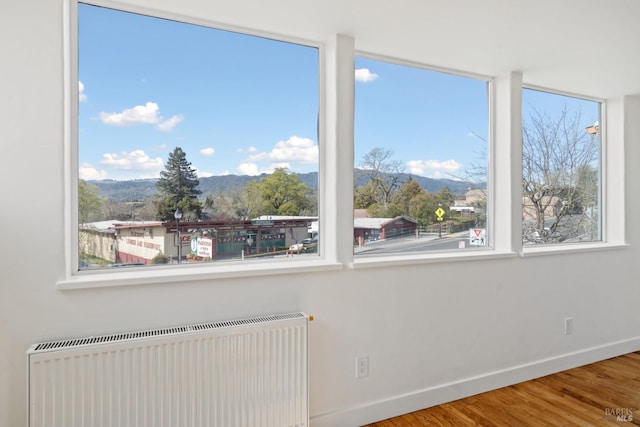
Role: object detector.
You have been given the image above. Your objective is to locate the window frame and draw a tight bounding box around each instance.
[59,2,628,290]
[520,84,610,254]
[351,52,506,268]
[59,0,340,289]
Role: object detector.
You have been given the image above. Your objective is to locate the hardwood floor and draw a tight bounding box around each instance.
[363,351,640,426]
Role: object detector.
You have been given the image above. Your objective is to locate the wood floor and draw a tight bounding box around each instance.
[363,351,640,426]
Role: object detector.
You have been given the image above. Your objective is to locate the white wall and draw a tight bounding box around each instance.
[2,1,640,426]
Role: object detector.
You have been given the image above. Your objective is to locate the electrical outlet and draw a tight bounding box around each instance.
[564,317,573,335]
[356,356,369,378]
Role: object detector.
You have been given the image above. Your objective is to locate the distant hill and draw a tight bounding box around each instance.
[88,179,159,201]
[353,169,478,195]
[89,170,482,202]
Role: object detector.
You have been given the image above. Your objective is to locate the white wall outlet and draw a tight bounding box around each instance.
[356,356,369,378]
[564,317,573,335]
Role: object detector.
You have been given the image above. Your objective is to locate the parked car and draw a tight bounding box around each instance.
[109,262,146,268]
[300,236,318,253]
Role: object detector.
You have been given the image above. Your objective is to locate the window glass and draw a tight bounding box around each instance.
[78,3,319,270]
[354,57,490,257]
[522,88,601,245]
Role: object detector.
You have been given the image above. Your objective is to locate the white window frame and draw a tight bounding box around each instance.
[520,85,627,257]
[59,0,341,290]
[351,53,517,269]
[58,2,628,290]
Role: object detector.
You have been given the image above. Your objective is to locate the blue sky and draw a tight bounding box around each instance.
[78,3,599,183]
[79,4,318,181]
[354,58,489,180]
[522,88,600,129]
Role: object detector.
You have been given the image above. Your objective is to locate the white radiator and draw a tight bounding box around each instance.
[27,312,308,427]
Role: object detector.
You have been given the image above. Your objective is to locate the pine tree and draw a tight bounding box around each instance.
[155,147,202,221]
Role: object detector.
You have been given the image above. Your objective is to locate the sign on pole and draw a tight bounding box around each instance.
[196,237,214,257]
[469,228,486,246]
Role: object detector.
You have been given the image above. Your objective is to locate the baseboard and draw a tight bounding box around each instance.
[310,337,640,427]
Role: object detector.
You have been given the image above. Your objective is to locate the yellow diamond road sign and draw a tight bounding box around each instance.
[435,207,445,219]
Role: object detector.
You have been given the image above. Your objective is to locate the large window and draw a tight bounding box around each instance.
[353,57,490,257]
[521,88,601,246]
[77,3,319,271]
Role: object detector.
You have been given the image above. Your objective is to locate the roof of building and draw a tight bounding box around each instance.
[354,216,416,230]
[80,220,162,232]
[254,215,318,221]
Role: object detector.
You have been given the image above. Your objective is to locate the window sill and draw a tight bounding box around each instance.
[57,258,343,290]
[519,241,630,257]
[352,249,517,269]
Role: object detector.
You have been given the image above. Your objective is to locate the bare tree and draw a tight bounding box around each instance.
[203,189,252,220]
[459,131,489,186]
[522,106,599,243]
[359,147,405,207]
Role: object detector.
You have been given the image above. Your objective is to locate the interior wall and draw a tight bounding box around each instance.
[2,1,639,426]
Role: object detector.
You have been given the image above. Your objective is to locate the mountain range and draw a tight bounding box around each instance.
[89,170,481,202]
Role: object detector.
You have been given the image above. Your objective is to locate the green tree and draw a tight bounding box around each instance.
[155,147,202,221]
[408,191,438,227]
[365,202,394,218]
[436,186,456,209]
[354,181,379,209]
[391,178,425,214]
[78,179,104,224]
[243,168,311,217]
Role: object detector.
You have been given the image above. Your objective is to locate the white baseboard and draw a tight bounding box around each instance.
[310,337,640,427]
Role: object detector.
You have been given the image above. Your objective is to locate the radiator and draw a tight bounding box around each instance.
[27,312,308,427]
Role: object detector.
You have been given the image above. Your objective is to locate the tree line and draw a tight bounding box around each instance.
[80,145,477,233]
[81,103,599,245]
[79,147,318,224]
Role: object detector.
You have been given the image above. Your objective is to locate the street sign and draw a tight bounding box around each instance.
[470,228,486,246]
[196,237,214,257]
[435,207,445,221]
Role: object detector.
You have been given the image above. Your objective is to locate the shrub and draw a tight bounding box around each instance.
[151,252,170,264]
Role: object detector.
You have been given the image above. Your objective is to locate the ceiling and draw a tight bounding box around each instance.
[155,0,640,99]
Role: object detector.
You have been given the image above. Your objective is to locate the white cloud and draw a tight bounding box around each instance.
[247,136,318,164]
[99,102,183,131]
[78,81,87,102]
[100,102,160,126]
[200,147,215,156]
[236,162,292,176]
[266,162,292,172]
[237,162,260,176]
[195,168,213,178]
[156,114,183,131]
[355,68,379,83]
[407,159,462,176]
[236,146,258,153]
[79,163,106,180]
[99,149,164,173]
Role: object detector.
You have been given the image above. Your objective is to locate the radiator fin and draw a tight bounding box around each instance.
[30,312,305,352]
[28,312,308,427]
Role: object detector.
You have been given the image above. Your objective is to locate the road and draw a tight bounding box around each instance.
[354,231,487,256]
